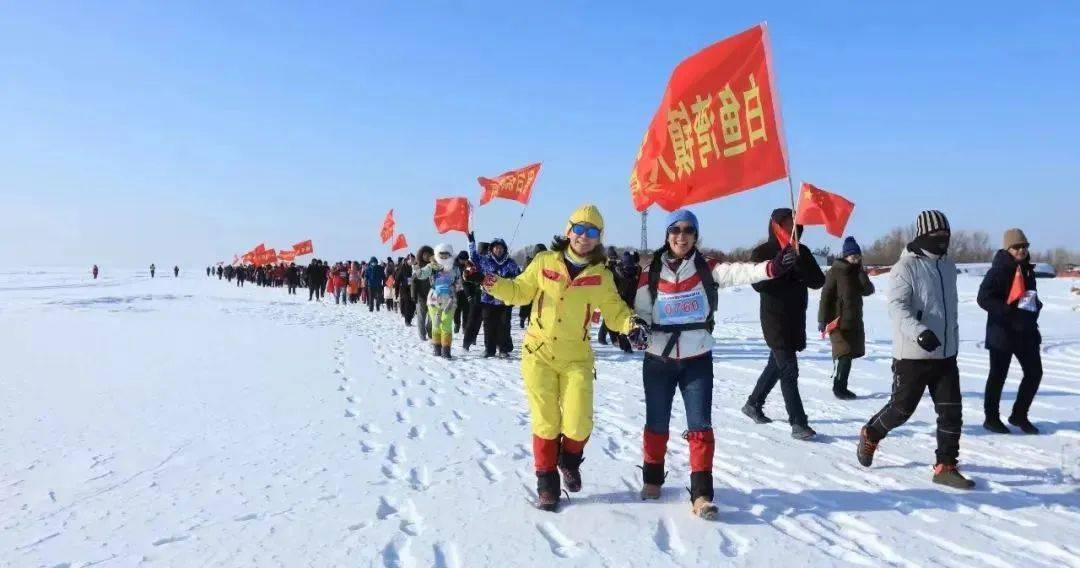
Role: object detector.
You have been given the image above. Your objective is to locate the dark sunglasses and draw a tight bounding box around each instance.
[667,225,698,236]
[1009,244,1029,251]
[570,223,601,239]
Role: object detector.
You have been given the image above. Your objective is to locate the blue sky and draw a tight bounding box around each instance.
[1,2,1077,267]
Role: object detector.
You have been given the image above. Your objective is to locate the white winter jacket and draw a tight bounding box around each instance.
[634,252,770,359]
[888,247,959,360]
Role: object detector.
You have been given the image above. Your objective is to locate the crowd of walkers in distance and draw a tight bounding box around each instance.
[210,205,1047,517]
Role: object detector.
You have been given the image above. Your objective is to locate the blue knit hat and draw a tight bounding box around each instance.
[665,209,699,232]
[842,237,861,257]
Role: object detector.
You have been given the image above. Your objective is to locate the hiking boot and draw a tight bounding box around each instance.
[691,496,719,520]
[1008,415,1040,434]
[432,344,443,357]
[640,462,665,500]
[497,352,511,359]
[833,388,858,400]
[558,451,584,493]
[932,464,975,489]
[857,427,878,467]
[791,424,816,440]
[983,416,1011,434]
[741,403,772,424]
[441,346,452,360]
[536,471,561,511]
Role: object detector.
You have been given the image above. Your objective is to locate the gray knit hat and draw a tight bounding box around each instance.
[915,210,950,237]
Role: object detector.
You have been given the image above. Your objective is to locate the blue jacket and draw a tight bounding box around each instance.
[364,263,385,288]
[470,241,520,305]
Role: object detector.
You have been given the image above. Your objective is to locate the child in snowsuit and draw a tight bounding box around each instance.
[416,243,462,359]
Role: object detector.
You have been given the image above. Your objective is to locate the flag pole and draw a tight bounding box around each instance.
[508,202,530,250]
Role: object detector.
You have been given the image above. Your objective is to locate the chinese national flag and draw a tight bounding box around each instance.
[794,182,855,238]
[391,233,408,252]
[478,163,541,206]
[292,239,314,256]
[630,23,788,212]
[434,197,471,234]
[380,210,395,243]
[278,250,297,262]
[1006,267,1026,305]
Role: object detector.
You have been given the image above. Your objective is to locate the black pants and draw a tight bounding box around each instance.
[367,287,384,311]
[454,291,470,332]
[985,345,1042,420]
[832,356,853,391]
[482,304,513,355]
[237,278,244,287]
[463,297,484,348]
[518,303,531,328]
[400,294,415,325]
[866,357,962,466]
[288,284,297,294]
[747,349,807,426]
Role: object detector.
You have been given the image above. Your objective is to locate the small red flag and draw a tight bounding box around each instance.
[478,163,541,206]
[794,183,855,238]
[292,240,314,256]
[822,316,840,338]
[1006,266,1025,305]
[391,234,409,252]
[380,210,396,243]
[630,23,788,212]
[434,197,471,234]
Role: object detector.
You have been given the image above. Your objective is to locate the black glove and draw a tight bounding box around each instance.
[628,316,651,351]
[768,245,798,277]
[817,322,827,334]
[467,232,476,243]
[916,330,941,353]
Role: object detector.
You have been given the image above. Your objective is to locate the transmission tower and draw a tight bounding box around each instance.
[640,209,649,252]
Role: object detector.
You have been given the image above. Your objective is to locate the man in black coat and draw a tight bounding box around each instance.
[978,229,1043,434]
[743,208,826,440]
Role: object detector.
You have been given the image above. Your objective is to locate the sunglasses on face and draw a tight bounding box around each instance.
[1010,245,1029,251]
[667,225,697,236]
[570,223,601,239]
[438,253,451,258]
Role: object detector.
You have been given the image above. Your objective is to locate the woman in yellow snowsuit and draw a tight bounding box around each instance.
[484,204,647,511]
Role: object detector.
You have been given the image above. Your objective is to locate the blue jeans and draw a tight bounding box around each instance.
[643,353,713,433]
[747,349,808,426]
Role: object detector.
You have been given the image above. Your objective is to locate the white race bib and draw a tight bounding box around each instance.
[1018,290,1038,312]
[654,289,709,325]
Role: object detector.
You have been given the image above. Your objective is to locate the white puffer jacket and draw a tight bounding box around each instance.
[889,247,959,360]
[634,251,770,359]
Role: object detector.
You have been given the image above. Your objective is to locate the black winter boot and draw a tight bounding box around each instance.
[536,471,561,511]
[558,451,584,493]
[433,343,443,357]
[1008,415,1039,434]
[741,403,772,424]
[983,416,1010,434]
[441,345,452,360]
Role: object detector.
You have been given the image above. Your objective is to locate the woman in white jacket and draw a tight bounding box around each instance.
[633,209,795,519]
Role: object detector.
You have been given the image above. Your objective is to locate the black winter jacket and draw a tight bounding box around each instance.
[751,229,825,352]
[977,249,1042,352]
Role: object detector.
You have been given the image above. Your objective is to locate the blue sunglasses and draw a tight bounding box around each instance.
[570,223,601,239]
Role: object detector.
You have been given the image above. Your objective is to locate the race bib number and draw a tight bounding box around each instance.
[654,290,709,325]
[1018,290,1038,312]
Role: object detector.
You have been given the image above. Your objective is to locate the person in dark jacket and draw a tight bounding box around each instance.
[818,237,875,399]
[468,234,522,357]
[413,246,435,340]
[286,263,300,295]
[607,250,641,353]
[364,257,385,311]
[743,208,826,440]
[598,246,623,346]
[978,229,1043,434]
[453,251,473,333]
[397,254,416,325]
[462,241,488,350]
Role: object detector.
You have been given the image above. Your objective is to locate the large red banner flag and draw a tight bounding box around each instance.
[630,23,788,212]
[292,239,314,256]
[434,197,471,234]
[241,252,254,265]
[254,243,266,254]
[380,210,395,243]
[278,250,297,262]
[478,162,541,206]
[261,249,277,266]
[794,182,855,238]
[391,233,409,252]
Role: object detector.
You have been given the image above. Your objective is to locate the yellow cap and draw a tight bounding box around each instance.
[565,204,605,235]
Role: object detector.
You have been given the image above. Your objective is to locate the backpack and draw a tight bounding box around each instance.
[646,248,720,357]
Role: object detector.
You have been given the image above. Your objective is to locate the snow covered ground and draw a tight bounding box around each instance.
[2,267,1079,567]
